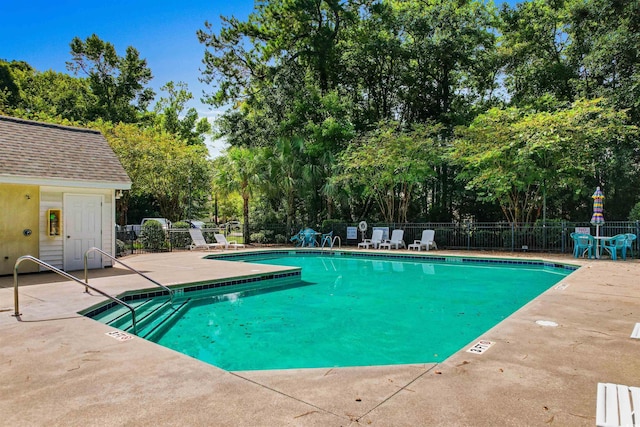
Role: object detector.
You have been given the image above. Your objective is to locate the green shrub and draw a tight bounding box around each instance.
[629,202,640,221]
[250,230,275,244]
[434,228,455,248]
[275,234,287,244]
[140,220,167,251]
[250,232,266,244]
[171,221,192,249]
[115,239,126,256]
[321,219,343,231]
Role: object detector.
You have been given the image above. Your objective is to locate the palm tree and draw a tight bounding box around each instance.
[213,146,262,243]
[264,137,306,231]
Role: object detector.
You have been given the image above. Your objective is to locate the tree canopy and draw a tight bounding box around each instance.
[198,0,640,226]
[2,0,640,229]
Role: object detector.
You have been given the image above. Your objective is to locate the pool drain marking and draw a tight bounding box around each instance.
[536,320,558,327]
[106,330,134,342]
[466,340,494,354]
[554,283,569,290]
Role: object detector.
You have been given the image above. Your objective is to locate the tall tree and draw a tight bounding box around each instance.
[67,34,155,123]
[567,0,640,121]
[153,81,211,146]
[500,0,576,105]
[213,147,263,243]
[0,59,93,122]
[96,121,212,222]
[451,99,637,222]
[396,0,499,126]
[333,122,441,223]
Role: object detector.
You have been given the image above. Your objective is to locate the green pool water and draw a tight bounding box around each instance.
[153,255,571,371]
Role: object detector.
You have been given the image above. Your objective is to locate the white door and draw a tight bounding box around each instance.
[64,194,102,271]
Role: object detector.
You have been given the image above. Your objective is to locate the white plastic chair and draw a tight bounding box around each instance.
[214,233,245,250]
[596,382,640,427]
[408,230,437,251]
[188,228,218,251]
[379,229,405,250]
[358,229,384,249]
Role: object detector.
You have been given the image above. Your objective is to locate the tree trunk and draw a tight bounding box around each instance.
[243,194,250,244]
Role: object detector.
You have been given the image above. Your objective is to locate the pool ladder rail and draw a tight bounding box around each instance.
[12,255,141,334]
[12,248,176,336]
[83,247,174,305]
[321,235,342,250]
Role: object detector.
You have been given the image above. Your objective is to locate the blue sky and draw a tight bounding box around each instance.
[1,0,255,155]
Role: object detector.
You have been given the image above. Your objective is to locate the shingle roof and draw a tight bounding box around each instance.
[0,115,131,188]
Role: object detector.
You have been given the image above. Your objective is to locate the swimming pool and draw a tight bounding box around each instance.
[115,252,573,371]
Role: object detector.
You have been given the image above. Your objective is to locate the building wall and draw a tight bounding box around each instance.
[40,186,115,271]
[1,183,117,275]
[39,190,64,269]
[0,184,40,275]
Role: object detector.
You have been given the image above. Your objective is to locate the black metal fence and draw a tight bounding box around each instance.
[115,221,640,257]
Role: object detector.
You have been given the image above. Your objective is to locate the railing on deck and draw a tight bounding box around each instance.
[115,221,640,255]
[12,255,138,334]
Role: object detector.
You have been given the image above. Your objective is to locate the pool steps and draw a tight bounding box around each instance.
[91,297,192,340]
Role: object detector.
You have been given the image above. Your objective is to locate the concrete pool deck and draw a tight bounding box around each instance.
[0,249,638,426]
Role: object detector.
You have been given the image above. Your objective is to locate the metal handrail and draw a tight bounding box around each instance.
[321,235,342,250]
[13,255,138,334]
[321,237,331,250]
[84,247,173,304]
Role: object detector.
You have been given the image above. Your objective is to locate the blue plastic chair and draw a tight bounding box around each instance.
[301,228,319,247]
[624,233,637,258]
[290,229,304,247]
[601,234,628,260]
[570,232,594,258]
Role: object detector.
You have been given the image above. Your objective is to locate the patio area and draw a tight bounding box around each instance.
[1,249,638,426]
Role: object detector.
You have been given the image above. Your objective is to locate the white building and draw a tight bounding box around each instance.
[0,115,131,275]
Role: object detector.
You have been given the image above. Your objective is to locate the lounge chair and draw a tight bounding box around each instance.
[214,233,245,250]
[596,382,640,427]
[188,228,218,251]
[379,229,405,250]
[601,234,627,260]
[631,323,640,339]
[570,232,594,258]
[358,229,383,249]
[408,230,437,251]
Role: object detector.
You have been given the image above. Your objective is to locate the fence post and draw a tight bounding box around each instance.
[511,223,515,252]
[561,221,566,254]
[636,221,640,256]
[466,222,470,251]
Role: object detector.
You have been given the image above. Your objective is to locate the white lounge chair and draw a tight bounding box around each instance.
[379,229,405,250]
[358,229,383,249]
[214,233,245,250]
[188,228,218,251]
[631,323,640,339]
[408,230,437,251]
[596,382,640,427]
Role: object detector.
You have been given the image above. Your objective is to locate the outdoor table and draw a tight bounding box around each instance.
[301,231,321,247]
[593,236,612,259]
